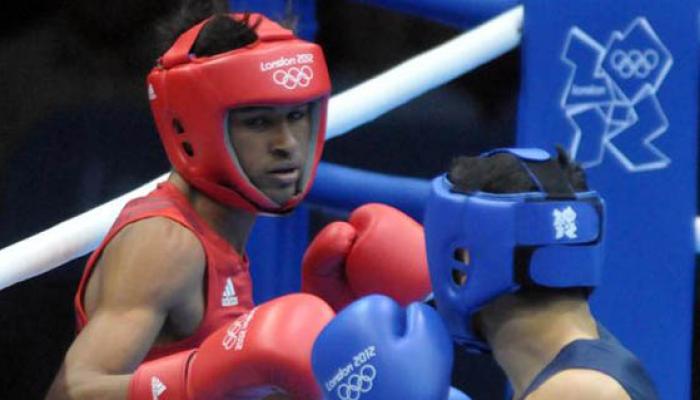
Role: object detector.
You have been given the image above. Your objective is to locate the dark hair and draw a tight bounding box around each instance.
[191,13,261,57]
[448,146,588,195]
[155,1,260,58]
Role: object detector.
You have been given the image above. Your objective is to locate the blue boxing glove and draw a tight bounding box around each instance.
[312,295,469,400]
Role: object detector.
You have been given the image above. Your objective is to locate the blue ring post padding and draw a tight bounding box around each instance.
[350,0,519,28]
[307,162,431,221]
[247,205,310,303]
[517,1,698,398]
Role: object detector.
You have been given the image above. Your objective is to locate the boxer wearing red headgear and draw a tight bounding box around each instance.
[47,12,331,400]
[149,12,330,213]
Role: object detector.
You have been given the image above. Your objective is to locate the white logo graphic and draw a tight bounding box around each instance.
[151,376,166,399]
[324,346,377,399]
[337,365,377,400]
[553,206,578,240]
[560,18,673,172]
[222,309,256,351]
[221,277,239,307]
[609,49,659,79]
[273,66,314,90]
[147,84,156,101]
[260,53,314,72]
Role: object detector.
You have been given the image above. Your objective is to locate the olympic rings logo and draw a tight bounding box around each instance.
[609,49,659,79]
[272,66,314,89]
[336,365,376,400]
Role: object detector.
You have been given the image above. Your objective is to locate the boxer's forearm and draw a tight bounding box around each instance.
[45,365,131,400]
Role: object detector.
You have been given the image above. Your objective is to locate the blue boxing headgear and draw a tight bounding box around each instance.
[424,148,605,353]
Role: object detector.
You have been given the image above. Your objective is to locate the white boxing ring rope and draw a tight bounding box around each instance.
[325,5,523,139]
[0,6,696,292]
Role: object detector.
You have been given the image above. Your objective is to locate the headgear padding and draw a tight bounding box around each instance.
[147,13,331,213]
[425,148,605,353]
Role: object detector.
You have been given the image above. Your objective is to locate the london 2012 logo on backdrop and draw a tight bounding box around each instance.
[560,18,672,172]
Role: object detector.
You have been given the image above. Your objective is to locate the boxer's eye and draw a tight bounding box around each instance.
[243,116,271,130]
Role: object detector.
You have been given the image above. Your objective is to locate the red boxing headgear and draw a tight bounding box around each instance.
[147,14,331,213]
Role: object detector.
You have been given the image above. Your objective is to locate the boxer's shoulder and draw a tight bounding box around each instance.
[93,216,205,309]
[526,369,630,400]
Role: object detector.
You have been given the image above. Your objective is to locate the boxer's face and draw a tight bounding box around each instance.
[228,103,312,205]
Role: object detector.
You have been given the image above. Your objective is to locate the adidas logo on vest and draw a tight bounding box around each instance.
[151,376,166,399]
[222,277,239,307]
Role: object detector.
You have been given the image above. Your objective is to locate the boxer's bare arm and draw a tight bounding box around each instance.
[46,218,205,400]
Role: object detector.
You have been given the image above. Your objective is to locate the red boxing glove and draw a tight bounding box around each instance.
[129,293,335,400]
[302,203,431,312]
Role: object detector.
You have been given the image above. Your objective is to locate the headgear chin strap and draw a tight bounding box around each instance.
[425,148,606,353]
[147,13,331,213]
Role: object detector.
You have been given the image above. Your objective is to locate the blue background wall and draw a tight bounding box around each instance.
[517,1,698,398]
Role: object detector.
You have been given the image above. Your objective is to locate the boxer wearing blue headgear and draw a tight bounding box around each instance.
[425,148,657,400]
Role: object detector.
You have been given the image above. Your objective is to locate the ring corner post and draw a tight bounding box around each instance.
[516,0,699,398]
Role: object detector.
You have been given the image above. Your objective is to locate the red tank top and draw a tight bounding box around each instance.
[74,182,255,361]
